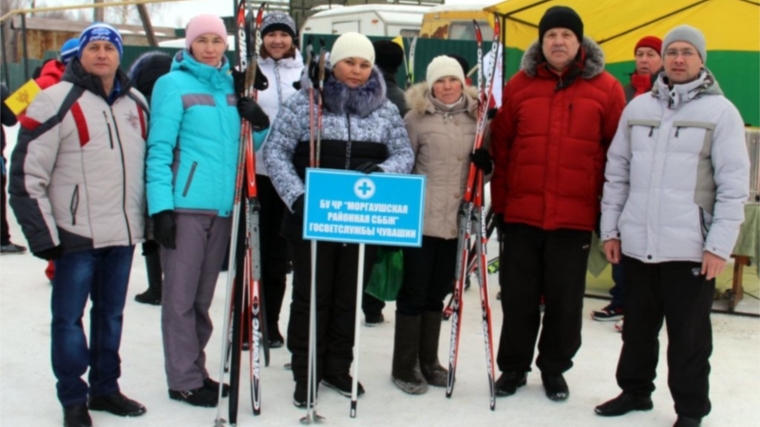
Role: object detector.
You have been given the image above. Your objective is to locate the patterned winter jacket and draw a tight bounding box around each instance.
[146,50,240,217]
[9,58,148,255]
[601,70,750,263]
[254,50,304,176]
[263,65,415,238]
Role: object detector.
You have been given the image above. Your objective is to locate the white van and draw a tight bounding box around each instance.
[300,4,430,45]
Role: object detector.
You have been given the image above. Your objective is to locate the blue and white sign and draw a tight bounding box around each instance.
[303,169,426,247]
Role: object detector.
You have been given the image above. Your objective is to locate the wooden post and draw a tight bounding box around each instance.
[93,0,105,22]
[21,14,29,81]
[136,4,157,46]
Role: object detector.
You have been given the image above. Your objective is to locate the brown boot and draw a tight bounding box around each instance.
[419,311,448,387]
[391,313,428,394]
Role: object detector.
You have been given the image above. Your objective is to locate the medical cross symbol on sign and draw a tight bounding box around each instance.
[354,178,375,200]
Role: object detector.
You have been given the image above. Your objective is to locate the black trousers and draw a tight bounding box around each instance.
[257,175,290,337]
[1,168,10,245]
[396,236,458,316]
[616,256,714,419]
[286,239,377,383]
[497,223,591,374]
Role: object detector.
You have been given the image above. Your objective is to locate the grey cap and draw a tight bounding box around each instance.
[261,12,297,39]
[662,25,707,62]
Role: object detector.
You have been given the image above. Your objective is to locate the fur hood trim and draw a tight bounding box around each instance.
[299,65,387,118]
[521,36,605,79]
[404,82,478,117]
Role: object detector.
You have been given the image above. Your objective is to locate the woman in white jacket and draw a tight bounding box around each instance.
[253,11,304,348]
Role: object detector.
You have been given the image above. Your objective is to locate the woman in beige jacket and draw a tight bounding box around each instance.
[392,55,492,394]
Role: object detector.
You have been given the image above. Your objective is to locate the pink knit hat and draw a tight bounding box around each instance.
[185,14,228,49]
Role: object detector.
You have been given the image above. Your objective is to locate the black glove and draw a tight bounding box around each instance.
[152,210,176,249]
[354,162,383,174]
[470,148,493,175]
[237,97,270,131]
[487,108,498,120]
[492,212,506,242]
[34,245,62,261]
[142,240,160,256]
[232,69,269,95]
[292,195,305,218]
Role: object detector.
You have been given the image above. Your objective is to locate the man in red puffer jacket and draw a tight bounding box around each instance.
[489,5,625,402]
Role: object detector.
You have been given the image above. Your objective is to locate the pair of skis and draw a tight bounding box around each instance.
[442,205,498,320]
[446,18,501,411]
[405,36,418,89]
[301,36,328,426]
[214,2,266,426]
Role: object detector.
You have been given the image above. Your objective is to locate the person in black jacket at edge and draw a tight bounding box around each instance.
[1,83,27,255]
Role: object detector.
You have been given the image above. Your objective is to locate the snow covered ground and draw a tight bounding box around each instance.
[1,123,759,426]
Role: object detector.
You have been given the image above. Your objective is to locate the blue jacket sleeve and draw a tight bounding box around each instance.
[145,76,183,215]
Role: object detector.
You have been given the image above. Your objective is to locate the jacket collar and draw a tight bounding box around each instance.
[521,36,606,82]
[172,49,231,89]
[652,68,723,109]
[62,58,132,104]
[404,82,478,118]
[316,65,387,118]
[259,49,303,69]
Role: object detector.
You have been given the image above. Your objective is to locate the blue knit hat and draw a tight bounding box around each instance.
[78,23,123,59]
[60,38,79,65]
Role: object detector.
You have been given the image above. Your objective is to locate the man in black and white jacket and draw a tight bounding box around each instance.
[594,25,750,427]
[10,23,148,427]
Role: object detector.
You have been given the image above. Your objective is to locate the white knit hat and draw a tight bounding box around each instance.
[426,55,466,90]
[330,32,375,66]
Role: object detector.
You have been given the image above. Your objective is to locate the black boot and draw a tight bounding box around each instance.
[391,312,428,394]
[63,404,92,427]
[595,392,653,416]
[494,370,527,397]
[674,416,701,427]
[135,249,162,305]
[419,311,447,387]
[88,392,146,416]
[542,373,569,401]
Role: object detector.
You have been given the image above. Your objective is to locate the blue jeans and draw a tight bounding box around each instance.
[51,245,135,407]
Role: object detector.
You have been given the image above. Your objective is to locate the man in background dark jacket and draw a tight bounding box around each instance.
[1,83,26,254]
[360,39,409,327]
[373,40,408,117]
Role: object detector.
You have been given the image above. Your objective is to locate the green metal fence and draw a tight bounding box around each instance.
[3,35,757,126]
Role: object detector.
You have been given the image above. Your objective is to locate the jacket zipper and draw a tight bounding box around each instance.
[568,103,573,131]
[102,111,114,149]
[70,185,79,225]
[182,162,198,197]
[345,113,352,170]
[699,208,708,241]
[108,106,133,244]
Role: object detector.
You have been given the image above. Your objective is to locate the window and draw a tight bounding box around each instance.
[448,21,493,41]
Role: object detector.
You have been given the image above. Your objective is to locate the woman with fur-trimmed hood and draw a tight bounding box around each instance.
[263,32,414,407]
[391,56,492,395]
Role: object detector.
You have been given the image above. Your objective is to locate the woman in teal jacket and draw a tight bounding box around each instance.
[145,14,269,408]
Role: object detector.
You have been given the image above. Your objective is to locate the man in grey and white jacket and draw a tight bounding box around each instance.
[10,23,148,427]
[594,26,750,427]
